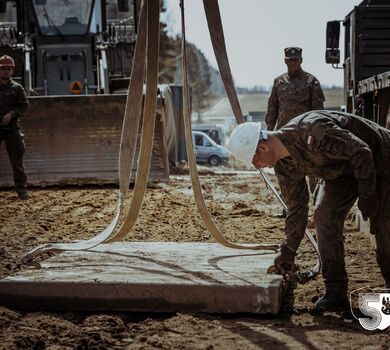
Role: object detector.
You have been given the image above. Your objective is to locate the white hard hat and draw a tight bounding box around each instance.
[227,122,268,167]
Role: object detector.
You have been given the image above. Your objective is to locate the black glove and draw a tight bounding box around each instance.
[358,195,379,221]
[271,245,296,275]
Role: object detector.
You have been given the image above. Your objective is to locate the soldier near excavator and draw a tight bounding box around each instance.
[227,110,390,311]
[0,55,30,200]
[265,47,325,217]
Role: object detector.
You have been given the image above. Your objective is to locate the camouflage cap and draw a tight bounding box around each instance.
[284,47,302,60]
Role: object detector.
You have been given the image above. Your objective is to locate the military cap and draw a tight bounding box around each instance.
[284,47,302,60]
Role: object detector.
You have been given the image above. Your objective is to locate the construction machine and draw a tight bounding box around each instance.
[326,0,390,127]
[0,0,181,187]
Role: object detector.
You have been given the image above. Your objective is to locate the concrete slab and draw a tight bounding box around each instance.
[0,242,285,314]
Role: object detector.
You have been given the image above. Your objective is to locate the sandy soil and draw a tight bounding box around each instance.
[0,170,388,349]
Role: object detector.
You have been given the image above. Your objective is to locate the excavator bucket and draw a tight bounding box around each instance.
[0,94,169,188]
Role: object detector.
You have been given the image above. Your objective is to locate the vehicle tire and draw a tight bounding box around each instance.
[208,155,221,166]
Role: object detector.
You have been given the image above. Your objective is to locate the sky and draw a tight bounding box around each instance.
[162,0,363,88]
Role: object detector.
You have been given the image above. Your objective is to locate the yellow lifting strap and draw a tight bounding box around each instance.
[105,0,160,243]
[202,0,320,278]
[203,0,245,125]
[21,0,151,264]
[109,0,277,250]
[22,0,279,267]
[180,0,278,251]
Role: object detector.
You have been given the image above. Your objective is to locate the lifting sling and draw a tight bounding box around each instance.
[23,0,319,283]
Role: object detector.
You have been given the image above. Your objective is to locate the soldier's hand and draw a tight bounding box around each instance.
[269,245,296,275]
[0,113,12,126]
[358,195,379,221]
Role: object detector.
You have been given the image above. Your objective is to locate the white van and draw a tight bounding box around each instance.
[192,131,229,166]
[192,124,225,145]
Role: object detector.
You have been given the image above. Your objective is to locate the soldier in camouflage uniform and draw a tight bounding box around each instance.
[265,47,325,130]
[0,55,30,199]
[265,47,325,217]
[227,111,390,311]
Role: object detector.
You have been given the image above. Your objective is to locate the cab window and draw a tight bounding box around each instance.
[195,135,204,146]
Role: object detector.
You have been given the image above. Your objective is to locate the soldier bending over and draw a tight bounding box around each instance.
[228,110,390,311]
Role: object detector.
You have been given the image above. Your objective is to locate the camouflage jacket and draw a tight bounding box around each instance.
[274,110,390,251]
[0,79,29,129]
[265,69,325,130]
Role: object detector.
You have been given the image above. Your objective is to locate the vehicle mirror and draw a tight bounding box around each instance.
[0,0,6,13]
[326,21,340,49]
[326,48,340,64]
[206,141,211,147]
[34,0,47,5]
[118,0,129,12]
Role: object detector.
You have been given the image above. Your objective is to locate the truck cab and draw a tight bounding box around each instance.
[0,0,137,96]
[326,0,390,127]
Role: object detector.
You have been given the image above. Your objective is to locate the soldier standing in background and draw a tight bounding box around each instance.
[265,47,325,217]
[0,55,30,200]
[265,47,325,130]
[227,111,390,311]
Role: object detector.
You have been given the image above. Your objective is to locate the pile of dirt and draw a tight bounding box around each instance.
[0,173,388,349]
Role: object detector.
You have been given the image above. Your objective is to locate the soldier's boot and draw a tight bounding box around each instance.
[17,189,31,200]
[314,283,349,312]
[314,292,349,312]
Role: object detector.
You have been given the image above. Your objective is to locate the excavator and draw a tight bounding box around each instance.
[0,0,181,187]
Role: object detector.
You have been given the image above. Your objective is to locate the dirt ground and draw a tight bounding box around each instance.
[0,169,389,349]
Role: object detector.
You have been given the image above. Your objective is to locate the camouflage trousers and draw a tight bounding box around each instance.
[0,129,27,191]
[313,176,390,293]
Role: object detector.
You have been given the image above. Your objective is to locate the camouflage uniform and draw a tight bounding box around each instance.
[265,68,325,130]
[275,110,390,291]
[0,79,29,193]
[265,49,325,194]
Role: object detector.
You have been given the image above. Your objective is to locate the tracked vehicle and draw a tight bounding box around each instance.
[0,0,178,187]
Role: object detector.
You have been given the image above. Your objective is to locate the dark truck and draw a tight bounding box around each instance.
[326,0,390,127]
